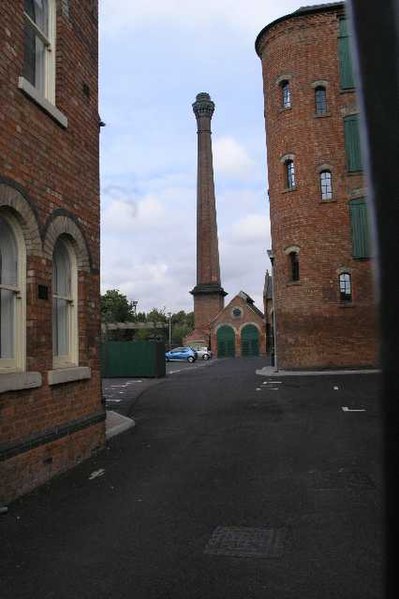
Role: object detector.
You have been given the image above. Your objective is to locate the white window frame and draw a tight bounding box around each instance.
[320,170,333,200]
[52,237,78,369]
[286,159,296,189]
[18,1,67,127]
[22,0,56,103]
[339,272,352,302]
[0,213,26,373]
[281,80,291,109]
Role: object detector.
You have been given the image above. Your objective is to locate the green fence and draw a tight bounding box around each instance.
[101,340,166,378]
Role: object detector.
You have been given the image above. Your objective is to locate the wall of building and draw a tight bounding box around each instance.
[210,294,266,357]
[257,4,379,370]
[0,1,104,503]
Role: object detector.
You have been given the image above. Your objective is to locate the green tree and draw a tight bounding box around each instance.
[101,289,136,323]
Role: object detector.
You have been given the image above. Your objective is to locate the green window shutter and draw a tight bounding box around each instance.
[344,114,362,172]
[349,199,371,259]
[339,18,355,89]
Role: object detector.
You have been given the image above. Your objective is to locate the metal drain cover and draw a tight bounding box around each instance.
[204,526,286,558]
[311,469,375,489]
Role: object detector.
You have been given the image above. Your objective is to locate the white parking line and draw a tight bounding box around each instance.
[341,406,366,412]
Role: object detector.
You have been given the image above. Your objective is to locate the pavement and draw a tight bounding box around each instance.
[1,357,383,598]
[105,362,381,439]
[256,365,381,377]
[104,358,218,438]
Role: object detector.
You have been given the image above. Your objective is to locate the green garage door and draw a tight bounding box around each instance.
[217,326,235,357]
[241,324,259,357]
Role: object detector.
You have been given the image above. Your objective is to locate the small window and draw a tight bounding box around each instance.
[320,170,333,200]
[0,214,26,371]
[280,80,291,109]
[315,86,327,114]
[339,273,352,302]
[52,238,78,367]
[289,251,299,282]
[23,0,55,102]
[286,159,296,189]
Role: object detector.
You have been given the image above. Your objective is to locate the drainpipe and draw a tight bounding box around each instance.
[267,249,278,372]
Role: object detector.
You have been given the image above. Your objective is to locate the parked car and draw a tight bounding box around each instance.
[165,346,197,363]
[194,347,212,360]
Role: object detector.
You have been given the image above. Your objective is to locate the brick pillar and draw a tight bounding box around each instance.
[190,92,227,332]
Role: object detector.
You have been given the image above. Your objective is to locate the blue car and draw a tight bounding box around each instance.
[165,346,197,363]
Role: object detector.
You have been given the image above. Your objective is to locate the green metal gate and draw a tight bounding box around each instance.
[217,326,235,357]
[241,324,259,357]
[101,341,166,377]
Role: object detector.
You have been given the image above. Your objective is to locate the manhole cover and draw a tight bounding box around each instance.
[311,469,375,489]
[204,526,286,558]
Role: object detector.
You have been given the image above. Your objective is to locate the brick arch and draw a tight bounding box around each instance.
[43,211,92,271]
[239,321,262,335]
[0,180,42,255]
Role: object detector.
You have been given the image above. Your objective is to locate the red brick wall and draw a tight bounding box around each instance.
[210,294,266,357]
[257,6,379,369]
[194,294,225,331]
[0,1,104,503]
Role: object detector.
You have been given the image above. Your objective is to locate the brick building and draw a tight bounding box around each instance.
[0,0,104,503]
[210,291,266,358]
[255,2,379,370]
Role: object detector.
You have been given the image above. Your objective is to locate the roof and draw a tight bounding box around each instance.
[255,1,345,56]
[294,2,343,15]
[210,290,265,324]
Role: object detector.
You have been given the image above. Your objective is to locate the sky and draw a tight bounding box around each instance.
[99,0,335,314]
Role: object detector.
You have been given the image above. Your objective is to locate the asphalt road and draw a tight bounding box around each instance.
[1,358,383,598]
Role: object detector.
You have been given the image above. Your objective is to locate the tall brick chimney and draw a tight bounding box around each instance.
[188,92,226,343]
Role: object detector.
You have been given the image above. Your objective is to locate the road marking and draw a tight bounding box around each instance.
[341,407,366,412]
[88,468,105,480]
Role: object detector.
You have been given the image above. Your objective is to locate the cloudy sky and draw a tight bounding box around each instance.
[99,0,334,314]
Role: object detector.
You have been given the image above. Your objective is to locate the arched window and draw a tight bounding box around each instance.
[52,237,78,367]
[339,272,352,302]
[23,0,55,101]
[315,86,327,114]
[289,251,300,281]
[286,159,296,189]
[280,80,291,108]
[320,170,333,200]
[0,214,26,371]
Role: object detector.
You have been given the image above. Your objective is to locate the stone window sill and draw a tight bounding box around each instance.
[314,112,332,118]
[48,366,91,386]
[319,198,337,204]
[286,281,301,286]
[282,187,297,193]
[339,302,355,308]
[18,77,68,129]
[0,371,42,394]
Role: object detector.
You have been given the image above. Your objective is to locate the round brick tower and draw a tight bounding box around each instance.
[256,2,379,369]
